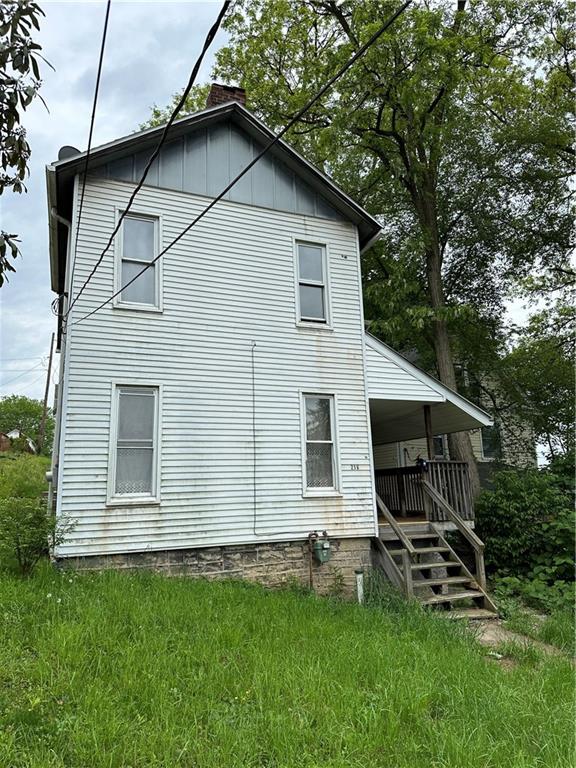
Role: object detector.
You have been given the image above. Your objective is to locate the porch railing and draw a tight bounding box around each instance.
[374,460,474,523]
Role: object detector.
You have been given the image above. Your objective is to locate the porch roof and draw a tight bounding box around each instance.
[365,333,492,444]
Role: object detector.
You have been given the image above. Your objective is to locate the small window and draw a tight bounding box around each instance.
[481,424,501,460]
[297,242,327,323]
[119,215,159,307]
[112,386,158,499]
[304,394,337,490]
[433,435,447,459]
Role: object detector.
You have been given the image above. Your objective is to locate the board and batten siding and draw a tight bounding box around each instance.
[56,176,376,557]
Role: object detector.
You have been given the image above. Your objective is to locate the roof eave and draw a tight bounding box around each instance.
[365,332,493,428]
[46,164,60,293]
[49,102,381,250]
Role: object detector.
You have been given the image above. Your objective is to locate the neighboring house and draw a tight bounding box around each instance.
[0,429,37,454]
[375,418,537,482]
[46,84,496,609]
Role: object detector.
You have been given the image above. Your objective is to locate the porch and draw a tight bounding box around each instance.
[374,460,474,525]
[364,333,497,614]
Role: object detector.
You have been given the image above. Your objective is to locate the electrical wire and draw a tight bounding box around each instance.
[6,372,47,396]
[66,0,231,319]
[69,0,412,329]
[66,0,112,313]
[0,361,45,388]
[0,356,44,361]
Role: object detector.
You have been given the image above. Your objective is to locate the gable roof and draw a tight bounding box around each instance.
[364,332,492,440]
[46,101,381,293]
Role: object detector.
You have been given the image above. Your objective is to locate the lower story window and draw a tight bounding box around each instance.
[304,394,337,490]
[113,385,158,499]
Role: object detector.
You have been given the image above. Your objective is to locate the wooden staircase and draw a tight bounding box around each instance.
[373,492,498,615]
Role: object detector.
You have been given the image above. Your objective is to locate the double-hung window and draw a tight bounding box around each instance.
[303,394,338,491]
[111,385,159,502]
[481,424,500,460]
[297,242,328,324]
[118,214,160,308]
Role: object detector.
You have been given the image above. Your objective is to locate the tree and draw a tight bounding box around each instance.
[0,395,54,455]
[0,1,50,285]
[145,0,574,495]
[498,302,575,460]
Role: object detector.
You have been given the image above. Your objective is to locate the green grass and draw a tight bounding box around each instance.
[0,566,573,768]
[501,598,575,656]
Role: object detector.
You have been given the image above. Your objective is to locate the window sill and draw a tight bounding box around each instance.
[296,322,334,333]
[113,302,163,315]
[106,497,161,508]
[302,490,343,499]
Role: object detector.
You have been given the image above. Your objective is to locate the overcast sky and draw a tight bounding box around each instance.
[0,0,227,401]
[0,0,532,405]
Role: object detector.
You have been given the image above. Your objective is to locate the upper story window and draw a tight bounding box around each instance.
[303,394,338,492]
[117,214,160,309]
[296,242,329,325]
[481,424,501,460]
[110,385,159,503]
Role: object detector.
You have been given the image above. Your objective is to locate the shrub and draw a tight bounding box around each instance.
[0,498,50,575]
[475,467,574,577]
[476,464,575,614]
[0,454,72,576]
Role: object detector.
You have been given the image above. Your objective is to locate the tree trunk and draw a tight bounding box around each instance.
[425,229,482,500]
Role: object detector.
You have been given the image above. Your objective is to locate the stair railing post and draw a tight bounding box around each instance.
[401,549,414,598]
[475,548,487,591]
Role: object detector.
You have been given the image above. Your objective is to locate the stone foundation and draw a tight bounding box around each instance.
[56,537,373,598]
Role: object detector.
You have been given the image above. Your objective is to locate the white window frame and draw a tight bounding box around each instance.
[107,381,162,506]
[294,240,332,329]
[114,208,163,312]
[300,391,341,497]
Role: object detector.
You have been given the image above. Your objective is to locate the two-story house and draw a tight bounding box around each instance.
[47,85,495,609]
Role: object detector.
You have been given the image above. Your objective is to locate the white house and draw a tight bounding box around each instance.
[47,85,495,606]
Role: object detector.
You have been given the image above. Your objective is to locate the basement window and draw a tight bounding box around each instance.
[296,242,329,324]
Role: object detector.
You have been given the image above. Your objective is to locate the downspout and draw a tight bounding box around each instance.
[48,207,72,523]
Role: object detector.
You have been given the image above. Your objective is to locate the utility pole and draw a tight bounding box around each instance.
[38,332,55,454]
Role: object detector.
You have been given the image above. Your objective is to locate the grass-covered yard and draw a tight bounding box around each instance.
[0,567,573,768]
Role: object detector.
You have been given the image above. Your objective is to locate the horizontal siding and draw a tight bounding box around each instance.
[372,443,398,470]
[365,345,444,402]
[57,178,375,557]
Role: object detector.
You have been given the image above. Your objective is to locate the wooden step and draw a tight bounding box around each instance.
[410,561,461,571]
[422,589,484,606]
[412,576,472,588]
[412,546,451,554]
[446,608,499,621]
[404,532,438,540]
[387,546,450,557]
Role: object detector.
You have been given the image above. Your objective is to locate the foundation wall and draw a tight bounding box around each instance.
[56,537,373,598]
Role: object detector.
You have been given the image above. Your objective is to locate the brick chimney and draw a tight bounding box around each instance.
[206,83,246,108]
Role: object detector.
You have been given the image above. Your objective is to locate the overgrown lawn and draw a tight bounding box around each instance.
[0,566,573,767]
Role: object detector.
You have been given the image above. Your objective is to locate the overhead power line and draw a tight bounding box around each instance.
[66,0,231,319]
[0,361,45,388]
[66,0,112,313]
[70,0,412,329]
